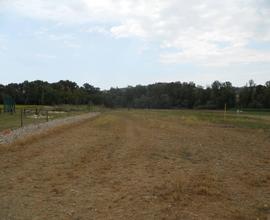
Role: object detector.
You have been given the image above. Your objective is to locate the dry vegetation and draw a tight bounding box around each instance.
[0,110,270,220]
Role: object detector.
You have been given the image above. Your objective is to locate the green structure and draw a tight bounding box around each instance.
[3,95,16,113]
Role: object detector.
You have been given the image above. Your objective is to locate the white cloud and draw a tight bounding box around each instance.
[85,26,110,35]
[160,47,270,67]
[34,27,81,48]
[3,0,270,66]
[111,20,149,38]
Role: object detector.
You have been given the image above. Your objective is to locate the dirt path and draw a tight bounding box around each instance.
[0,110,269,220]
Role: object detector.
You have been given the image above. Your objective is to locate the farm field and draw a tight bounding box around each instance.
[0,110,270,220]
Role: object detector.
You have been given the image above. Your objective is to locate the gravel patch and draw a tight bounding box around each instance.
[0,112,100,145]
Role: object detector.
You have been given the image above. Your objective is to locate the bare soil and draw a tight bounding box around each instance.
[0,110,269,220]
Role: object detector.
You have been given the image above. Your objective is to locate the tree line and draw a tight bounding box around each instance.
[0,80,270,109]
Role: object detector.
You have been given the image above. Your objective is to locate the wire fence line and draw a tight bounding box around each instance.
[0,106,96,132]
[0,112,100,145]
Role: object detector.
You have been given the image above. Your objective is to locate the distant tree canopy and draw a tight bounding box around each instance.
[0,80,270,109]
[0,80,103,106]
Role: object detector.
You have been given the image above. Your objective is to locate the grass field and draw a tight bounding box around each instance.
[150,109,270,129]
[0,105,103,132]
[0,109,270,219]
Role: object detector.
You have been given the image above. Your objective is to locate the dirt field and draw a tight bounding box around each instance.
[0,110,270,220]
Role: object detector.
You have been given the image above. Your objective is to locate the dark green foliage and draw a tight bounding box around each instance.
[103,80,270,109]
[0,80,103,106]
[103,81,232,109]
[0,80,269,109]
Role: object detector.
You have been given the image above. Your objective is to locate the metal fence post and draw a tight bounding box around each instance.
[46,110,49,122]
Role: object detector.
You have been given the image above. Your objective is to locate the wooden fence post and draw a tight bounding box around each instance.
[21,109,23,127]
[224,103,227,120]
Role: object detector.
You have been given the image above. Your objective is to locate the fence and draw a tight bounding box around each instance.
[0,106,93,132]
[19,108,49,127]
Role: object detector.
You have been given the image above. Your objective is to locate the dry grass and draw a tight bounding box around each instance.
[3,114,101,148]
[0,110,269,220]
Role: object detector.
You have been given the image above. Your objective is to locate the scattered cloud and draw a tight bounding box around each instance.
[110,20,149,39]
[84,26,110,35]
[2,0,270,66]
[160,48,270,67]
[34,27,81,49]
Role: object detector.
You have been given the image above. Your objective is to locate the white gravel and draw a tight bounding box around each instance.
[0,112,100,145]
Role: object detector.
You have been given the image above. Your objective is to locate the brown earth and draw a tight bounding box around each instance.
[0,110,269,220]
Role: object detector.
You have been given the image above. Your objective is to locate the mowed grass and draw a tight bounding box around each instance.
[0,105,104,132]
[133,109,270,130]
[0,109,269,219]
[0,105,44,131]
[1,106,270,132]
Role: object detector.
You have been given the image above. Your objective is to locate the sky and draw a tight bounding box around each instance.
[0,0,270,89]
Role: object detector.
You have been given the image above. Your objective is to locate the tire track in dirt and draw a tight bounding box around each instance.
[0,110,270,220]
